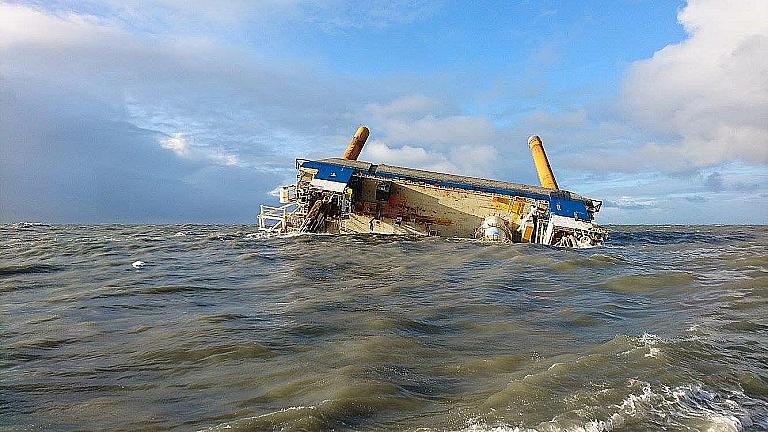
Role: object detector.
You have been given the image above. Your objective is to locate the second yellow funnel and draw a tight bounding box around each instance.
[528,135,559,190]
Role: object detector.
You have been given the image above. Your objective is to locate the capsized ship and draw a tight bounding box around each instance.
[258,127,607,247]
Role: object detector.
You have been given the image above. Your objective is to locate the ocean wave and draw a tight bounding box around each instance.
[2,225,766,431]
[458,383,763,432]
[0,263,63,276]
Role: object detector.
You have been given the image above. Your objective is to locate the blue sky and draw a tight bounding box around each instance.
[0,0,766,224]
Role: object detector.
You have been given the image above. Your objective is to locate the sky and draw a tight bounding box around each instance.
[0,0,766,224]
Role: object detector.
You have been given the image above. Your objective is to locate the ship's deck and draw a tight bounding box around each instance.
[315,157,589,203]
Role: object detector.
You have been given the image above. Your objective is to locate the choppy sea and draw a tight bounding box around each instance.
[1,224,766,431]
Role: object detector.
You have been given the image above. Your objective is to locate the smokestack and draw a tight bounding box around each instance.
[528,135,559,190]
[341,126,370,160]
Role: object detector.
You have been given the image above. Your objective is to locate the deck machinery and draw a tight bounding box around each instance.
[258,128,607,247]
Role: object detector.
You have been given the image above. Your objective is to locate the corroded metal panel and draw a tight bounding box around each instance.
[347,176,544,238]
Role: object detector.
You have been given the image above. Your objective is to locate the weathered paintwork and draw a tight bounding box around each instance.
[258,133,607,247]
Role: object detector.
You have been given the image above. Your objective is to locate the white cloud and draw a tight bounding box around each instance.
[365,140,434,165]
[159,133,190,157]
[448,144,500,177]
[212,153,240,167]
[367,94,441,118]
[159,133,240,166]
[621,0,768,169]
[0,3,124,48]
[360,94,507,177]
[520,109,588,132]
[604,196,657,210]
[377,114,497,148]
[362,135,501,178]
[364,139,459,173]
[0,2,388,170]
[2,0,764,224]
[0,2,382,222]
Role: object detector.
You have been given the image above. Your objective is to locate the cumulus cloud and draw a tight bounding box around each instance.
[159,133,241,166]
[0,1,454,222]
[368,95,496,135]
[520,109,588,132]
[621,0,768,169]
[159,134,191,158]
[0,2,374,222]
[604,197,657,210]
[380,115,497,148]
[358,94,511,177]
[366,94,441,118]
[0,2,381,145]
[365,140,458,173]
[2,0,765,224]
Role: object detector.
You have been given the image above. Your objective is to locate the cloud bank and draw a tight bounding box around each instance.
[0,0,766,223]
[0,2,376,222]
[620,0,768,171]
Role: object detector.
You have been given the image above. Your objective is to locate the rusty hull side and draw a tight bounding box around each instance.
[342,175,545,238]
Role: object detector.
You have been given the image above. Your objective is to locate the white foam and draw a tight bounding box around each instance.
[638,333,659,345]
[455,383,761,432]
[645,347,661,358]
[131,260,145,269]
[245,231,327,240]
[200,405,315,431]
[703,414,742,432]
[619,333,663,358]
[638,333,661,358]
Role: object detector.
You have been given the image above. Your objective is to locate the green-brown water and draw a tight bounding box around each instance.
[1,225,766,431]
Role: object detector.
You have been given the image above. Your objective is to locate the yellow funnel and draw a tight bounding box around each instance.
[341,126,370,160]
[528,135,559,190]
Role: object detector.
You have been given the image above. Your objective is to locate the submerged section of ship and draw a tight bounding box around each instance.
[258,127,607,247]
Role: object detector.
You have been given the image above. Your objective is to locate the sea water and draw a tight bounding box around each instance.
[1,224,766,431]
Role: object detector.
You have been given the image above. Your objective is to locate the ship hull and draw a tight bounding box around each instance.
[260,158,607,247]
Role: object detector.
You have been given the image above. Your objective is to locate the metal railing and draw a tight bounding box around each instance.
[258,203,300,233]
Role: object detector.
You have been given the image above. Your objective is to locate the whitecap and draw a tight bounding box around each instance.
[638,333,662,358]
[199,404,316,431]
[644,347,661,358]
[458,383,762,432]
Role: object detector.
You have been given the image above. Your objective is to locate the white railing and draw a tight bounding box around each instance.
[258,203,300,233]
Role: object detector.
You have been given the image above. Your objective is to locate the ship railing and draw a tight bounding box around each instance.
[258,202,300,233]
